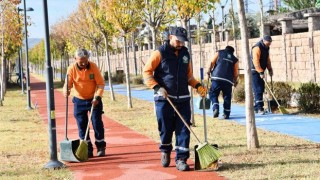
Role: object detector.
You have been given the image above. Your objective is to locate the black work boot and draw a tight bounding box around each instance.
[213,109,219,118]
[258,109,265,115]
[161,152,171,167]
[176,159,190,171]
[223,114,229,119]
[88,142,94,158]
[97,148,106,157]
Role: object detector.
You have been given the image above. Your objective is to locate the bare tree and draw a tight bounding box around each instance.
[237,0,260,149]
[259,0,265,37]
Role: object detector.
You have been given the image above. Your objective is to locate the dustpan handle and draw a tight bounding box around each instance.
[166,97,201,143]
[65,74,69,140]
[200,68,208,142]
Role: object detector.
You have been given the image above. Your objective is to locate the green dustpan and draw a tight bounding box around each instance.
[197,96,211,110]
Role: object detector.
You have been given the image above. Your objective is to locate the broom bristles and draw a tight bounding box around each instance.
[196,142,222,169]
[75,140,88,161]
[279,106,289,114]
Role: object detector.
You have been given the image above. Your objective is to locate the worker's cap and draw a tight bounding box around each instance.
[75,48,90,58]
[170,27,188,42]
[225,46,235,54]
[263,35,272,42]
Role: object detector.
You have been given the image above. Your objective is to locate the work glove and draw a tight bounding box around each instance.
[92,96,101,107]
[63,88,70,97]
[269,69,273,77]
[206,70,212,77]
[157,87,168,98]
[197,85,207,98]
[233,78,239,87]
[259,72,265,79]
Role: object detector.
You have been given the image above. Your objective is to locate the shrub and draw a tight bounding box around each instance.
[268,81,293,107]
[111,73,125,83]
[132,75,144,85]
[298,82,320,113]
[233,83,245,102]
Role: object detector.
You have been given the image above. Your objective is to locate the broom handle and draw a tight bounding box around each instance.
[263,79,281,107]
[84,104,94,141]
[166,97,201,143]
[271,76,274,92]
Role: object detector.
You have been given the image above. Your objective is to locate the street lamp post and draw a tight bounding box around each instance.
[42,0,64,169]
[18,7,33,94]
[22,0,33,110]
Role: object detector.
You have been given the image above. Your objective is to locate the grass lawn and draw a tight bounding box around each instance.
[0,83,73,180]
[1,75,319,179]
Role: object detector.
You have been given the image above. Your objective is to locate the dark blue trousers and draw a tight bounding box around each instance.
[252,71,265,111]
[209,80,232,116]
[155,99,191,161]
[73,97,106,152]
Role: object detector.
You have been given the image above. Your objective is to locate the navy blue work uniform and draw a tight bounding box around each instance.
[73,97,106,152]
[209,49,238,117]
[153,42,192,161]
[250,40,270,112]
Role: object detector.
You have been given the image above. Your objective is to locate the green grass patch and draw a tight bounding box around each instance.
[103,92,320,179]
[0,84,73,180]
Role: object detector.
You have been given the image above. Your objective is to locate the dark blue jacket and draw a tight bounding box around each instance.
[211,50,238,85]
[154,42,191,102]
[250,40,269,71]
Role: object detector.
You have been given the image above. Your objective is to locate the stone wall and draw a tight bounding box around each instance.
[94,29,319,83]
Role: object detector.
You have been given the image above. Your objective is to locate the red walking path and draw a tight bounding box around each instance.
[30,76,225,180]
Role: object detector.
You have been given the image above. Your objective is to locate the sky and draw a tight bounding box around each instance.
[20,0,79,39]
[22,0,276,39]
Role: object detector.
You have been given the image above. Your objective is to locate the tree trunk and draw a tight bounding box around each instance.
[230,0,238,57]
[259,0,265,37]
[150,26,157,50]
[237,0,260,149]
[123,36,133,108]
[132,32,138,76]
[0,56,5,106]
[60,54,63,82]
[211,15,217,53]
[94,43,101,71]
[148,28,151,56]
[181,18,188,29]
[103,34,115,101]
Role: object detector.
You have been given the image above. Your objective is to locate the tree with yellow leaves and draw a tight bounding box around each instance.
[0,0,23,105]
[101,0,144,108]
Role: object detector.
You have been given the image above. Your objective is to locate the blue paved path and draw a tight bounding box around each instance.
[105,84,320,143]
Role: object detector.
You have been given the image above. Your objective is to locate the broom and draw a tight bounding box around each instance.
[263,79,289,114]
[75,103,94,161]
[166,97,222,170]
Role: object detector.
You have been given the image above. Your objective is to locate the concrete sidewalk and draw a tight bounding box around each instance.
[30,76,224,180]
[107,84,320,143]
